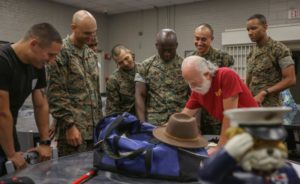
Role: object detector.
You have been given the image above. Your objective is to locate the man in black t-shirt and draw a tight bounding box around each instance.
[0,23,62,176]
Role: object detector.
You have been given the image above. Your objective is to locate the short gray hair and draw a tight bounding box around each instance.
[182,56,218,76]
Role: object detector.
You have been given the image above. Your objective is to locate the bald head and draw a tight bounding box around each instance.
[71,10,97,47]
[155,28,178,62]
[156,28,177,44]
[72,10,96,25]
[182,56,218,76]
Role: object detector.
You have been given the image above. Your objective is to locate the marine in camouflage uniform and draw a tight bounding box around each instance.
[106,64,141,116]
[246,14,295,108]
[191,24,235,136]
[135,54,189,125]
[191,47,234,67]
[246,37,294,106]
[47,36,103,156]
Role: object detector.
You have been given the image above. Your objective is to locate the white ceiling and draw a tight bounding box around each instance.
[49,0,206,15]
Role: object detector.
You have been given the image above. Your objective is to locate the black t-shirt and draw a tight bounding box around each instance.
[0,44,46,156]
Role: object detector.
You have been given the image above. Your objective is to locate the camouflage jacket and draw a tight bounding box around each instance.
[135,54,189,125]
[105,64,141,116]
[46,36,103,140]
[246,37,294,107]
[190,47,234,67]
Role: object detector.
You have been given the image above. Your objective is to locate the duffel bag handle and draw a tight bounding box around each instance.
[94,113,134,147]
[101,113,152,160]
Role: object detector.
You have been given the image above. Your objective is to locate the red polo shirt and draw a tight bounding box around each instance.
[185,68,258,122]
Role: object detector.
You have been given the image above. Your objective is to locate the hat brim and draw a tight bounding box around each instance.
[153,126,208,148]
[242,125,286,141]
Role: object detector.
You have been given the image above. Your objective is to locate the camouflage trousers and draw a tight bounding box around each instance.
[199,109,221,135]
[147,112,172,126]
[261,93,282,107]
[57,139,94,157]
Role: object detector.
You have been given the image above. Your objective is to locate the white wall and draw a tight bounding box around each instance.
[222,23,300,45]
[0,0,108,51]
[1,0,300,73]
[106,0,300,74]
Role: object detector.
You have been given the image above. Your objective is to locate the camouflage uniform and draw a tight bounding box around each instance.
[191,47,234,67]
[192,47,235,135]
[46,36,103,156]
[135,54,189,125]
[105,64,141,116]
[247,37,294,107]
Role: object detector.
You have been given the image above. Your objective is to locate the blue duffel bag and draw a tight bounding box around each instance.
[93,113,208,182]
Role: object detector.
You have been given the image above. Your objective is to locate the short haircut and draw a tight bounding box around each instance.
[23,23,62,47]
[111,44,133,60]
[197,23,214,37]
[156,28,178,44]
[247,14,267,25]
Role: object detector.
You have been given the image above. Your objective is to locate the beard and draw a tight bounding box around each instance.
[191,78,211,95]
[240,147,287,172]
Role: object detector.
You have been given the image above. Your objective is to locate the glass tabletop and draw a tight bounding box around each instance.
[1,151,201,184]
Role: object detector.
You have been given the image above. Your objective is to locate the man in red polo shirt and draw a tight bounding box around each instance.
[182,56,258,156]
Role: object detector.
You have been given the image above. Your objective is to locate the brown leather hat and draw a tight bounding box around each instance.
[153,113,208,148]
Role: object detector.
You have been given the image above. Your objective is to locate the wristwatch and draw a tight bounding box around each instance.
[39,140,51,146]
